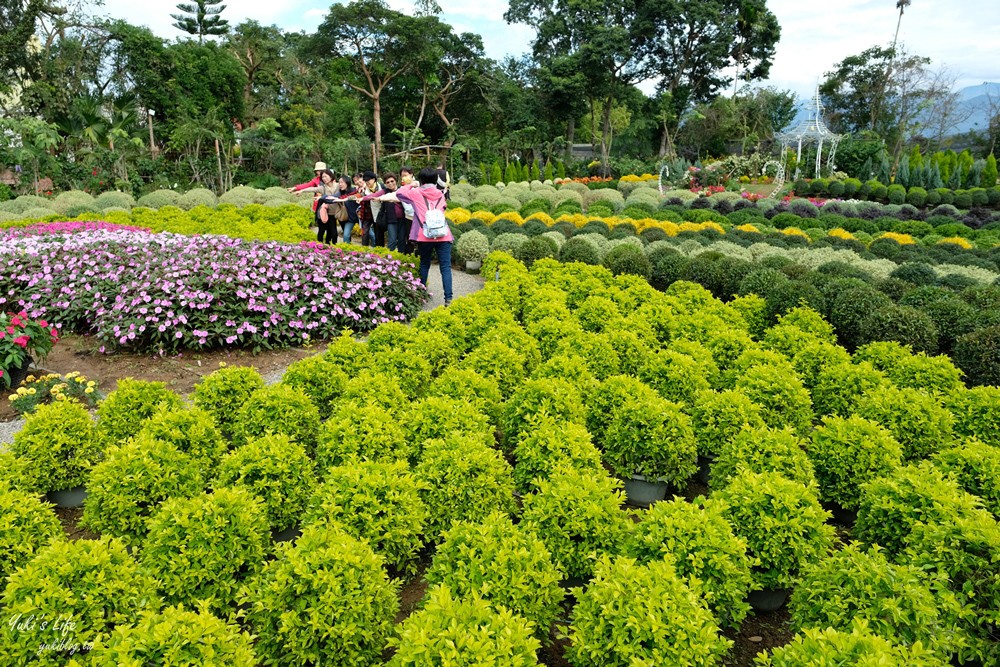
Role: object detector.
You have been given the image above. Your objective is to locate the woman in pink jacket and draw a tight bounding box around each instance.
[379,166,453,305]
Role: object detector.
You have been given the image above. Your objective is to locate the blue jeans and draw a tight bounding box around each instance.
[341,221,354,243]
[417,241,453,303]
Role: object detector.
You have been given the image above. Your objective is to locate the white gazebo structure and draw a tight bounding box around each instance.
[777,87,843,181]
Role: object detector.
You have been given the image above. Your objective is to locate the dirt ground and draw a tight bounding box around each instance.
[1,333,316,421]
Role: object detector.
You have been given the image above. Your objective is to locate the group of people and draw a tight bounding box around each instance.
[288,162,454,305]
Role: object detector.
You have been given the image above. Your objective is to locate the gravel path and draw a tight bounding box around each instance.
[2,265,486,446]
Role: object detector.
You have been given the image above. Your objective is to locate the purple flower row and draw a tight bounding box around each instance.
[0,223,428,353]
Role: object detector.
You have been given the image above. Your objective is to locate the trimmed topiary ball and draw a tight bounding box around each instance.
[953,325,1000,387]
[717,470,835,590]
[808,415,903,511]
[566,555,731,667]
[425,513,564,638]
[756,623,949,666]
[427,369,503,427]
[932,439,1000,517]
[80,434,205,545]
[0,537,159,667]
[603,391,697,487]
[788,543,962,661]
[86,605,256,666]
[135,405,226,475]
[243,524,399,667]
[811,361,892,418]
[625,497,753,630]
[710,426,816,489]
[279,355,347,418]
[141,488,269,613]
[11,400,102,493]
[513,416,604,494]
[95,378,184,447]
[388,585,541,667]
[688,389,766,457]
[501,377,585,450]
[233,384,321,453]
[520,466,632,581]
[192,365,266,441]
[213,433,316,531]
[947,386,1000,447]
[0,487,62,585]
[603,243,652,279]
[316,399,410,468]
[855,462,985,555]
[855,385,955,461]
[559,236,602,265]
[735,363,814,435]
[303,460,427,574]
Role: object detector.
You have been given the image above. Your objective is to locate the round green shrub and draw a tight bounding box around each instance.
[279,355,347,418]
[0,537,159,667]
[303,460,427,574]
[515,235,557,268]
[791,340,853,389]
[340,369,408,409]
[11,400,101,493]
[954,325,1000,386]
[52,190,97,216]
[574,294,623,333]
[233,384,320,453]
[425,513,564,638]
[710,426,816,489]
[0,487,62,585]
[455,229,491,262]
[855,462,985,555]
[883,352,964,397]
[135,406,226,475]
[808,415,902,511]
[0,451,32,493]
[520,466,632,580]
[321,330,371,375]
[192,365,266,441]
[94,190,136,210]
[566,555,731,667]
[717,470,835,589]
[900,513,1000,665]
[603,243,652,279]
[142,487,267,613]
[855,385,955,461]
[625,497,753,629]
[137,189,182,208]
[403,396,492,461]
[811,361,891,418]
[316,400,410,468]
[603,393,697,487]
[416,435,518,542]
[86,605,256,666]
[932,439,1000,517]
[243,524,399,667]
[559,236,602,264]
[639,348,711,405]
[213,433,316,531]
[80,434,205,544]
[459,339,530,398]
[948,386,1000,447]
[830,287,895,350]
[756,623,949,666]
[428,369,503,426]
[501,377,585,449]
[532,352,601,397]
[688,389,767,457]
[735,363,814,435]
[388,585,541,667]
[179,187,218,209]
[789,543,962,660]
[864,305,940,355]
[513,416,604,494]
[95,378,184,447]
[585,374,661,448]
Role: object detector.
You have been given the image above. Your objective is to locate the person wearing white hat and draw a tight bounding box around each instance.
[287,161,329,197]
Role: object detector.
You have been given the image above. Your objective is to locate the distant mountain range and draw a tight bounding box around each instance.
[786,82,998,137]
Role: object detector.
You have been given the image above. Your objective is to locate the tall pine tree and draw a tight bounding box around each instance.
[171,0,229,42]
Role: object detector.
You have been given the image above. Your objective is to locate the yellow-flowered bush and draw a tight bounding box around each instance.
[495,211,524,225]
[679,221,726,235]
[938,236,973,250]
[736,223,761,234]
[828,228,856,241]
[781,227,811,240]
[471,210,496,225]
[446,207,472,225]
[878,231,917,245]
[525,212,555,226]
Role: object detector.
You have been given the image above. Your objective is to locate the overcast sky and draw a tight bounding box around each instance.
[98,0,1000,101]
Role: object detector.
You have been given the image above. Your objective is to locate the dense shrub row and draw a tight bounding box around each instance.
[2,255,999,665]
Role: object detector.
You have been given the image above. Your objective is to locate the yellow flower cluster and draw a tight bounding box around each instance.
[879,231,917,245]
[8,371,100,414]
[470,210,496,225]
[781,227,811,239]
[736,224,762,234]
[524,212,555,226]
[445,208,472,225]
[619,173,658,182]
[828,228,856,240]
[937,236,973,250]
[494,211,524,225]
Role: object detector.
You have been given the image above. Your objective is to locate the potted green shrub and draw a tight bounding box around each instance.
[388,585,541,666]
[807,415,903,518]
[141,488,269,614]
[710,426,816,490]
[191,365,266,441]
[566,556,731,666]
[856,385,955,461]
[717,470,835,611]
[755,622,950,666]
[501,377,585,451]
[242,524,399,667]
[415,434,518,541]
[0,487,63,585]
[94,378,184,447]
[84,605,257,666]
[317,399,411,468]
[279,355,348,419]
[932,438,1000,516]
[303,460,427,574]
[688,389,766,483]
[624,497,753,630]
[403,396,492,463]
[233,384,321,454]
[455,229,490,273]
[519,466,633,581]
[602,393,697,506]
[11,400,103,506]
[135,406,227,476]
[512,416,604,494]
[0,537,159,667]
[213,433,316,539]
[789,543,963,661]
[425,512,564,639]
[80,434,205,545]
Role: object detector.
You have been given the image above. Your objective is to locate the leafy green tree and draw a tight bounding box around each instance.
[983,153,998,187]
[225,21,284,125]
[171,0,230,43]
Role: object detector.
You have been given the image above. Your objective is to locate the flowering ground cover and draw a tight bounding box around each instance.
[0,222,428,353]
